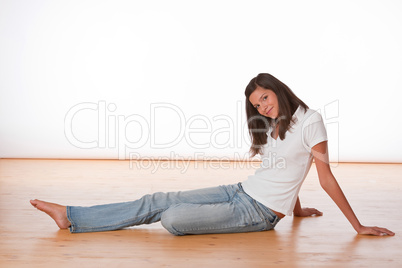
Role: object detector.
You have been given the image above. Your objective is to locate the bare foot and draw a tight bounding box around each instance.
[30,199,71,229]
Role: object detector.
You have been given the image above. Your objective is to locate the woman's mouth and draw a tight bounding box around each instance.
[267,107,273,116]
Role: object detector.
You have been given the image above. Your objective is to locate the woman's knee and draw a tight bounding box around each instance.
[160,205,186,236]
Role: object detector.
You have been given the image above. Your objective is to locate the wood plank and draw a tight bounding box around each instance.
[0,159,400,267]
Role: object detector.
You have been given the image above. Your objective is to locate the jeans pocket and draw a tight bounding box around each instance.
[253,200,279,227]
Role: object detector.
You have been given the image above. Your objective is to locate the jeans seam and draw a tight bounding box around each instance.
[239,184,278,226]
[237,184,267,224]
[178,222,267,234]
[66,206,74,232]
[70,208,166,232]
[221,184,236,202]
[175,190,265,234]
[252,200,269,225]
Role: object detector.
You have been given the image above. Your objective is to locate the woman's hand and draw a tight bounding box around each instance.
[357,225,395,236]
[294,207,323,217]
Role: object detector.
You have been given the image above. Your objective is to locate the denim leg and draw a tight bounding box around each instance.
[67,184,236,233]
[161,185,278,235]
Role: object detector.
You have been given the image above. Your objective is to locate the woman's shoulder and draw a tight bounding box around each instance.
[300,107,324,123]
[300,107,322,120]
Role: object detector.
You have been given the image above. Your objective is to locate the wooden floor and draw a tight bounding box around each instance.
[0,159,401,267]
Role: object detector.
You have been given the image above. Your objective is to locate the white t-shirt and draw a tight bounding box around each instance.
[242,106,328,216]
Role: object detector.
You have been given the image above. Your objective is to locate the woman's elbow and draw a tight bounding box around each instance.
[319,175,335,191]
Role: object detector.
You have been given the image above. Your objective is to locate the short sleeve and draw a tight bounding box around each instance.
[302,110,328,151]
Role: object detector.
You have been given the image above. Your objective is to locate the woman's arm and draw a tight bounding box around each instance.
[293,196,323,217]
[311,141,394,236]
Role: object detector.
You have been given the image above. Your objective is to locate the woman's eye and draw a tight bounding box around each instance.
[263,96,267,101]
[256,105,260,109]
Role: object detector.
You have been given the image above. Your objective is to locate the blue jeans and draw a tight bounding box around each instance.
[66,183,280,235]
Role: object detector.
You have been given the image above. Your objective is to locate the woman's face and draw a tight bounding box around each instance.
[249,86,279,119]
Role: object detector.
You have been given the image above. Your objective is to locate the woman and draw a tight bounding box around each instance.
[31,73,394,236]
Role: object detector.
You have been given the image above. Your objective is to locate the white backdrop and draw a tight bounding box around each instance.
[1,0,401,162]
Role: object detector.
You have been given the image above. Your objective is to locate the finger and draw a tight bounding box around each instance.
[30,199,39,208]
[359,227,380,236]
[367,227,393,236]
[375,227,395,236]
[314,210,323,216]
[307,208,323,216]
[372,229,383,236]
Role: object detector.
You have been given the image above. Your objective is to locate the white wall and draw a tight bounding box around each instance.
[1,0,401,162]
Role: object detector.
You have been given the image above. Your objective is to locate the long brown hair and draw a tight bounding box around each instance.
[245,73,308,157]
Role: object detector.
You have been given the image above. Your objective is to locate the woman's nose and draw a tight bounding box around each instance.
[262,103,268,113]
